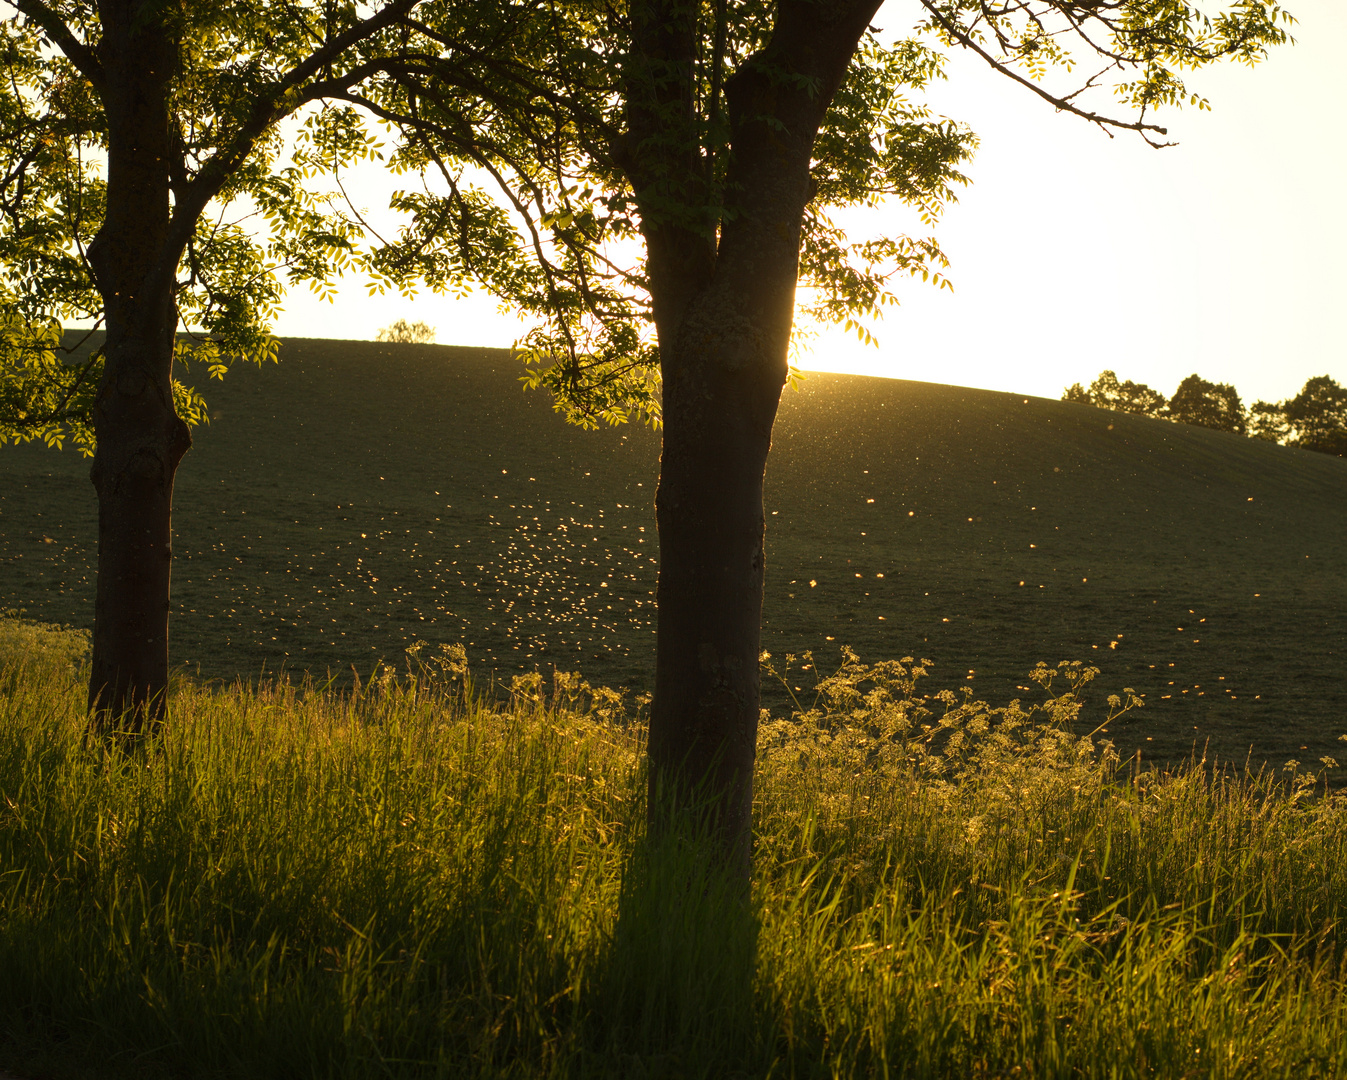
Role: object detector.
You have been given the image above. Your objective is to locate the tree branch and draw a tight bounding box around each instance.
[174,1,420,224]
[12,0,104,89]
[155,1,423,300]
[272,0,421,103]
[915,0,1173,146]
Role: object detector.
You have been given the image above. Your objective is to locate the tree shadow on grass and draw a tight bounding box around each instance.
[584,819,765,1079]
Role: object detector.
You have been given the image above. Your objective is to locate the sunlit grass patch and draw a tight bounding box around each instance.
[0,610,88,693]
[2,624,1346,1077]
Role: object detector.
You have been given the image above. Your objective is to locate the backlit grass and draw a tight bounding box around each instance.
[3,618,1346,1078]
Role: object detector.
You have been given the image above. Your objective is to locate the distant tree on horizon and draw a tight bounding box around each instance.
[1248,399,1292,443]
[1167,374,1247,435]
[1067,369,1347,454]
[1062,370,1168,418]
[376,319,437,344]
[1252,376,1347,456]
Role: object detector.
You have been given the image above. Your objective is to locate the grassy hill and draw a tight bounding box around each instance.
[2,336,1344,767]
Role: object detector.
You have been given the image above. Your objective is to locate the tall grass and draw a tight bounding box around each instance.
[2,618,1346,1078]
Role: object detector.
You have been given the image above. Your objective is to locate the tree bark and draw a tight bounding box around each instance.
[649,300,785,877]
[85,3,189,735]
[637,0,882,877]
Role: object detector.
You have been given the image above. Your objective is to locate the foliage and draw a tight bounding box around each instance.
[1060,367,1347,443]
[0,309,96,451]
[375,318,437,344]
[1167,372,1247,434]
[915,0,1293,144]
[1248,396,1293,443]
[0,315,211,455]
[340,0,1293,429]
[1062,369,1167,418]
[343,2,980,427]
[0,0,465,450]
[3,632,1347,1077]
[1062,367,1347,455]
[1253,375,1347,456]
[0,0,1302,442]
[1285,375,1347,456]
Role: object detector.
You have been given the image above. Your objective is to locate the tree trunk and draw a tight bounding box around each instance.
[638,0,882,877]
[85,5,188,735]
[649,307,785,879]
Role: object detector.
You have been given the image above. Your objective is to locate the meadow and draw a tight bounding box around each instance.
[2,619,1346,1079]
[2,336,1345,768]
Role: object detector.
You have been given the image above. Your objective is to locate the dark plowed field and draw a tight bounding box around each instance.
[3,336,1344,768]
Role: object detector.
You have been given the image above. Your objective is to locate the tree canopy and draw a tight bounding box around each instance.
[377,318,437,343]
[345,0,1293,429]
[311,1,976,429]
[1253,375,1347,455]
[1167,373,1246,435]
[1065,368,1345,453]
[0,1,430,453]
[0,0,552,728]
[1063,370,1168,419]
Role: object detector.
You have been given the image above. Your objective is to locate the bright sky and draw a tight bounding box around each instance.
[270,0,1347,406]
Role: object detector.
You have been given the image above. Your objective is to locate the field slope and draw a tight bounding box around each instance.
[2,336,1344,766]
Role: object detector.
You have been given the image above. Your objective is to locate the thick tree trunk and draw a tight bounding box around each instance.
[85,5,188,735]
[644,103,811,876]
[86,310,190,734]
[636,0,882,877]
[649,309,784,878]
